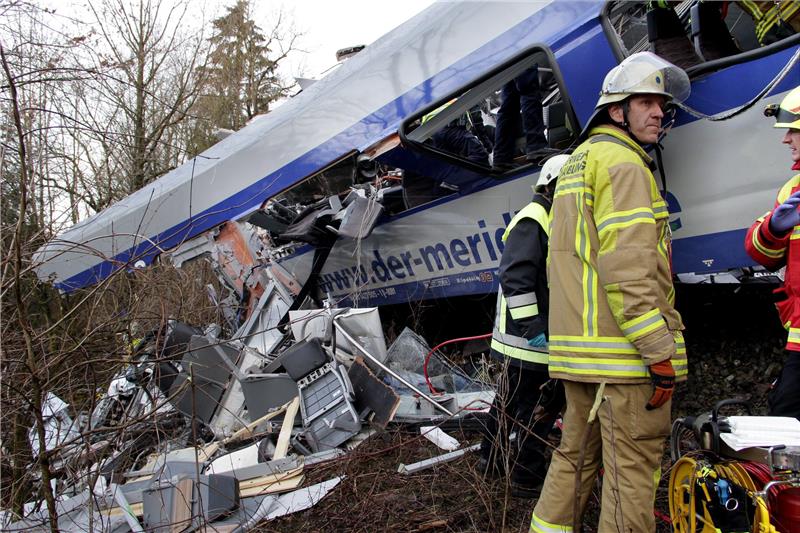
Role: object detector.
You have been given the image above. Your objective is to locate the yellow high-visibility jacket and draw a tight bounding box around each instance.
[547,126,688,384]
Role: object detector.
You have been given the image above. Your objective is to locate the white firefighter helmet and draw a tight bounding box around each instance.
[580,51,690,139]
[597,51,690,107]
[535,153,570,191]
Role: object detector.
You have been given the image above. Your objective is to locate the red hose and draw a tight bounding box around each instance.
[423,333,492,394]
[740,460,787,504]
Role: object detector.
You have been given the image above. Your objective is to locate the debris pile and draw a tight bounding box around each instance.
[3,214,494,532]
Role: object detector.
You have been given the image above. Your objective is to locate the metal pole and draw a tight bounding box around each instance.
[397,443,481,475]
[332,318,455,417]
[109,484,145,533]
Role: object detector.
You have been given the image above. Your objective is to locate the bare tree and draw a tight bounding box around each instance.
[2,31,60,530]
[81,0,210,198]
[0,0,307,525]
[0,1,212,523]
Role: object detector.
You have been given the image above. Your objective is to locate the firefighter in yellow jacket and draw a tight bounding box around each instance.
[530,52,690,533]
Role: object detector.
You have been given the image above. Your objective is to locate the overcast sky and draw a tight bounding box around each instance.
[253,0,436,81]
[46,0,434,83]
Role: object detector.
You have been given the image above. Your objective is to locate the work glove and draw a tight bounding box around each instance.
[527,333,547,348]
[645,359,675,410]
[768,190,800,234]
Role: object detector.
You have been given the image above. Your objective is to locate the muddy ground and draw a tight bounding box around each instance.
[258,284,789,532]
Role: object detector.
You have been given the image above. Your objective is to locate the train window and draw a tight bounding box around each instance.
[271,153,362,207]
[252,152,389,245]
[399,46,578,182]
[605,1,800,72]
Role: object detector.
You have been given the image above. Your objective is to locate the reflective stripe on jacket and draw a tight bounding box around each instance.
[490,196,551,368]
[547,126,686,384]
[741,0,800,44]
[745,174,800,351]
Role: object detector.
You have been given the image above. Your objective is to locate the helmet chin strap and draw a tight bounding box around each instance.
[612,100,670,196]
[612,100,647,146]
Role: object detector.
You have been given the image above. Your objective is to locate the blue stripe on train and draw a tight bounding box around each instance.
[672,228,757,275]
[334,228,759,306]
[56,4,794,292]
[54,3,598,292]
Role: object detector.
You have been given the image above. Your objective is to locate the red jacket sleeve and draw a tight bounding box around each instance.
[745,208,790,271]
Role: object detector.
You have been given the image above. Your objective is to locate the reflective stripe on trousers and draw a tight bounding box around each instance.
[531,381,669,532]
[530,513,572,533]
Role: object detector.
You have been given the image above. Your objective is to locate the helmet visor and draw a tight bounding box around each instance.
[602,51,691,104]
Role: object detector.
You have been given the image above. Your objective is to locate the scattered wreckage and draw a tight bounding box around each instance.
[21,1,800,529]
[5,202,495,532]
[5,320,493,532]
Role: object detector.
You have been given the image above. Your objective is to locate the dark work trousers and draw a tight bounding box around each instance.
[768,350,800,420]
[431,124,489,166]
[480,363,558,485]
[493,66,547,165]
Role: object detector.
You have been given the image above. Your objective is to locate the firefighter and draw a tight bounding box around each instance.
[529,51,690,532]
[478,153,569,497]
[744,85,800,421]
[740,1,800,46]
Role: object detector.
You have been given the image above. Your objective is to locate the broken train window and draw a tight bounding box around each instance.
[398,46,578,187]
[605,1,800,71]
[249,153,386,247]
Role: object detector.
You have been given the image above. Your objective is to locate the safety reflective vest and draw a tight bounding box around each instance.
[490,200,550,367]
[547,126,687,384]
[745,173,800,352]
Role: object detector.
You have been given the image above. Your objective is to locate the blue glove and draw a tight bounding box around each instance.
[769,190,800,234]
[527,333,547,348]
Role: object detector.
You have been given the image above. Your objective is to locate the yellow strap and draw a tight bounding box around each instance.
[596,207,655,237]
[530,513,573,533]
[587,382,605,424]
[751,219,786,258]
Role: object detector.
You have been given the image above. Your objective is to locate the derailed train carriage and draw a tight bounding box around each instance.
[34,1,800,303]
[25,2,800,530]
